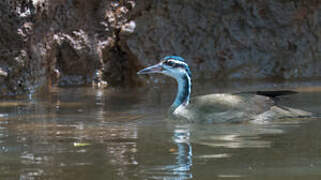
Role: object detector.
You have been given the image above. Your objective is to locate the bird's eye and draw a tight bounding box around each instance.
[165,61,174,66]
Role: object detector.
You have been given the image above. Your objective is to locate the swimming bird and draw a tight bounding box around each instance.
[137,56,312,123]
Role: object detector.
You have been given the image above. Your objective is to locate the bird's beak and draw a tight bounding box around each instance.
[137,63,163,75]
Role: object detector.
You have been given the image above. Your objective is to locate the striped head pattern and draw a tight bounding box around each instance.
[161,56,192,79]
[137,56,192,109]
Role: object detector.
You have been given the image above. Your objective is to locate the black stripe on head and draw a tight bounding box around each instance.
[163,59,192,77]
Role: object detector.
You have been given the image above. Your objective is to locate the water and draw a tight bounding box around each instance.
[0,81,321,180]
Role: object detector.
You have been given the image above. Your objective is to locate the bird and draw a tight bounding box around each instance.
[137,56,312,123]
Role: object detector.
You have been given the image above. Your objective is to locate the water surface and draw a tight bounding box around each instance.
[0,81,321,180]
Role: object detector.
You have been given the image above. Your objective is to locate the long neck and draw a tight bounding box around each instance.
[171,73,192,110]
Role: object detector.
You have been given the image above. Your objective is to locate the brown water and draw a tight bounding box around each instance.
[0,81,321,180]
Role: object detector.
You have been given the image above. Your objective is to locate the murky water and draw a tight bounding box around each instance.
[0,81,321,180]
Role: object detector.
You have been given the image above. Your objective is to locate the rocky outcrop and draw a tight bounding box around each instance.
[0,0,140,96]
[39,0,142,87]
[128,0,321,80]
[0,0,40,96]
[0,0,321,96]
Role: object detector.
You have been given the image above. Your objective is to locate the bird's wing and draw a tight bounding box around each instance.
[186,93,275,122]
[191,93,273,112]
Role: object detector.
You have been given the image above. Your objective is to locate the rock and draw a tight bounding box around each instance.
[0,0,321,96]
[0,0,43,96]
[127,0,321,80]
[0,0,141,96]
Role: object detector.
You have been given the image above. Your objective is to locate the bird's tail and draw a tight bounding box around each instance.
[255,90,297,98]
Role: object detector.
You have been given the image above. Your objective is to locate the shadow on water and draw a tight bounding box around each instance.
[0,81,320,179]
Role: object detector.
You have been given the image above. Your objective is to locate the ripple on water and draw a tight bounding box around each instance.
[0,86,320,179]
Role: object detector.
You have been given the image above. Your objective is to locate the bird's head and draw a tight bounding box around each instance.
[138,56,192,110]
[137,56,192,80]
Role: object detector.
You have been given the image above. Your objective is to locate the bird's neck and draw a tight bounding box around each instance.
[171,73,192,111]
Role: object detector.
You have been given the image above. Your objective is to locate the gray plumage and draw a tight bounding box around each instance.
[171,93,311,123]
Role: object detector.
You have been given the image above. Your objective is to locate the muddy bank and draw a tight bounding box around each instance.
[0,0,320,96]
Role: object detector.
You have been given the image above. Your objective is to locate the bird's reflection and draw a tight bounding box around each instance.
[146,125,193,180]
[171,125,193,179]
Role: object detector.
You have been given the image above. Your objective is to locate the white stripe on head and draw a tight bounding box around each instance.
[166,59,188,66]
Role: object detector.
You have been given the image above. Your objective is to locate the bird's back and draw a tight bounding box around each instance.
[172,93,312,123]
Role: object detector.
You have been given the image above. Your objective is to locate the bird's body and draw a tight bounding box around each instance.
[138,56,312,123]
[172,93,311,123]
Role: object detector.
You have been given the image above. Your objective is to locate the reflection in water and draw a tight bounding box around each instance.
[0,88,144,179]
[0,86,320,179]
[95,89,106,121]
[104,125,138,178]
[191,124,287,149]
[171,125,192,179]
[148,125,193,180]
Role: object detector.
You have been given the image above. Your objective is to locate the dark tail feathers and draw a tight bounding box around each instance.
[255,90,297,98]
